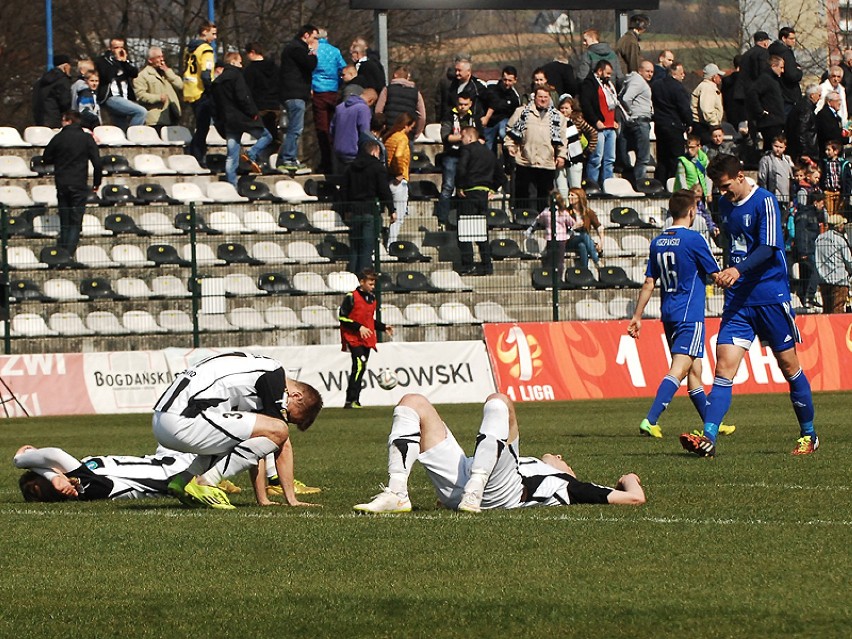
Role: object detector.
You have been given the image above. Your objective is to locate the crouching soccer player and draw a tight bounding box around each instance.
[354,393,646,513]
[680,154,819,457]
[152,351,323,509]
[628,189,734,438]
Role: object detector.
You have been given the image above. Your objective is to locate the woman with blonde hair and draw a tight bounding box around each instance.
[565,187,604,269]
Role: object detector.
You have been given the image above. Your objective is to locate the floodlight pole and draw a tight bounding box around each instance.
[374,10,390,83]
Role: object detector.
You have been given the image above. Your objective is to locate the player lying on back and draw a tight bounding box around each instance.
[628,189,734,438]
[14,445,195,502]
[353,393,646,513]
[680,154,819,457]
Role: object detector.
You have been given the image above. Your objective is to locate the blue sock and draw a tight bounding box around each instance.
[703,376,733,442]
[688,387,707,422]
[788,369,816,437]
[647,375,680,424]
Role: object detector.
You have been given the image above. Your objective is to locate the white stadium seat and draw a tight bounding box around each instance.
[404,303,446,325]
[12,313,56,336]
[198,313,237,332]
[44,278,85,301]
[205,127,227,146]
[223,273,266,296]
[603,177,645,198]
[86,311,126,335]
[76,245,119,268]
[23,126,56,146]
[274,180,318,203]
[607,296,636,319]
[229,307,271,330]
[158,310,194,332]
[93,125,130,146]
[139,211,181,235]
[122,310,165,333]
[209,210,253,233]
[0,156,37,177]
[327,270,359,293]
[160,126,193,146]
[431,270,470,291]
[133,154,176,175]
[0,185,35,207]
[621,234,651,256]
[126,125,163,145]
[575,298,612,321]
[151,275,190,298]
[0,127,31,147]
[49,312,94,336]
[423,123,442,142]
[251,241,294,264]
[33,213,60,236]
[171,182,212,203]
[82,214,112,237]
[300,305,338,327]
[114,277,154,299]
[244,210,283,234]
[379,304,411,326]
[439,302,480,324]
[181,242,225,265]
[206,181,249,203]
[287,241,330,263]
[111,244,155,267]
[8,247,46,269]
[264,306,306,329]
[310,209,347,232]
[167,154,210,175]
[292,271,332,294]
[474,301,515,323]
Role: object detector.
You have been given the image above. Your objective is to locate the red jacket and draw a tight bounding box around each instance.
[339,287,386,350]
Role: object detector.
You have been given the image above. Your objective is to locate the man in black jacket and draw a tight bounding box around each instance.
[349,37,386,94]
[95,37,147,130]
[652,61,692,186]
[747,56,787,151]
[42,111,102,255]
[244,42,281,147]
[786,85,821,162]
[342,141,396,274]
[815,90,847,152]
[32,54,72,127]
[768,27,803,119]
[211,52,273,186]
[278,24,318,174]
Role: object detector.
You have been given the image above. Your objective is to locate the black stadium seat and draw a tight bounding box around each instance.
[100,184,142,206]
[512,207,537,228]
[610,206,654,228]
[634,178,666,197]
[136,183,181,205]
[408,180,441,200]
[102,154,140,176]
[174,212,222,235]
[217,242,263,265]
[377,271,398,293]
[258,272,299,295]
[278,210,320,232]
[486,207,522,230]
[30,155,53,176]
[388,240,431,263]
[581,178,603,198]
[395,270,440,292]
[490,238,533,260]
[105,213,152,236]
[237,178,283,202]
[10,279,56,303]
[39,246,84,269]
[563,267,599,290]
[316,235,351,263]
[147,244,191,267]
[598,266,641,289]
[531,267,563,290]
[81,277,129,300]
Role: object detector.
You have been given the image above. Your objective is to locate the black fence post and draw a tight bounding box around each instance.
[0,204,9,354]
[550,193,559,322]
[188,202,200,348]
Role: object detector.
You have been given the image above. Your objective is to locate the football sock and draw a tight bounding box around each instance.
[264,453,276,480]
[199,437,279,486]
[647,375,679,424]
[387,405,421,495]
[703,376,734,442]
[469,398,510,477]
[688,387,708,422]
[787,368,816,437]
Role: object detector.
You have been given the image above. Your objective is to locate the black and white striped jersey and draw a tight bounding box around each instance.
[154,352,287,420]
[517,457,613,507]
[75,451,197,500]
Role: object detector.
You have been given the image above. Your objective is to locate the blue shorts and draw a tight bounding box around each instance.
[717,302,800,352]
[663,320,705,358]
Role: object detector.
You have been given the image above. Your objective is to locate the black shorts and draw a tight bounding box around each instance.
[565,476,613,505]
[67,466,114,501]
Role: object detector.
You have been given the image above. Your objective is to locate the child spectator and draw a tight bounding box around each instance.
[705,125,735,162]
[70,60,95,111]
[568,96,597,170]
[555,95,586,196]
[757,135,795,205]
[74,71,102,130]
[674,133,709,192]
[821,140,849,215]
[794,191,827,308]
[525,191,577,276]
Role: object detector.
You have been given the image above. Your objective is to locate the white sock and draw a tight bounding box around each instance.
[199,437,279,486]
[264,453,276,480]
[468,398,510,479]
[387,405,421,495]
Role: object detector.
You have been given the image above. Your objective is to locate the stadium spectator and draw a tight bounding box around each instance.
[94,37,146,130]
[815,214,852,313]
[133,46,183,128]
[436,93,482,227]
[794,190,827,309]
[183,22,218,167]
[243,42,282,150]
[541,55,578,99]
[349,37,386,93]
[522,67,559,106]
[480,66,521,152]
[580,60,618,188]
[353,393,646,513]
[615,14,650,75]
[438,54,488,121]
[619,60,655,183]
[652,61,691,186]
[721,55,744,134]
[705,125,735,162]
[278,24,319,174]
[311,29,347,174]
[42,111,102,256]
[210,52,272,186]
[360,112,387,165]
[375,66,427,140]
[455,125,504,275]
[554,96,585,193]
[787,84,821,162]
[525,191,576,276]
[341,140,395,274]
[821,140,849,215]
[747,55,787,152]
[339,268,394,409]
[691,63,725,145]
[652,49,675,83]
[331,83,372,170]
[816,66,848,123]
[152,351,323,509]
[757,135,795,202]
[70,59,95,111]
[566,95,597,173]
[72,70,101,130]
[815,90,847,152]
[576,29,624,86]
[384,112,417,244]
[682,154,819,457]
[341,64,357,86]
[628,189,723,439]
[32,54,72,127]
[768,27,803,118]
[564,187,603,270]
[674,133,709,192]
[737,30,772,136]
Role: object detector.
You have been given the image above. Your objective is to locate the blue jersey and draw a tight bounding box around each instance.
[718,185,790,307]
[646,226,719,322]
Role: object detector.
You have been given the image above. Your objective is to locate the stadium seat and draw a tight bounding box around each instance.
[327,270,359,293]
[49,312,94,336]
[396,271,440,292]
[29,155,53,176]
[531,267,563,290]
[439,302,480,325]
[486,208,520,229]
[610,207,654,228]
[93,125,130,146]
[600,235,625,258]
[205,127,227,146]
[287,241,330,263]
[237,179,280,202]
[158,309,195,332]
[388,240,430,263]
[111,244,155,267]
[147,244,191,267]
[0,127,31,147]
[101,154,138,176]
[251,241,294,265]
[706,294,724,317]
[23,126,55,146]
[81,277,128,300]
[105,212,151,236]
[621,234,651,255]
[603,177,645,198]
[85,311,127,335]
[33,213,60,236]
[44,278,85,301]
[0,185,35,207]
[11,313,56,336]
[182,242,226,265]
[8,246,46,269]
[274,180,318,203]
[423,123,441,142]
[626,265,647,286]
[278,210,318,232]
[223,273,266,297]
[132,154,176,175]
[243,209,282,234]
[292,271,332,294]
[581,178,602,198]
[665,177,676,193]
[136,183,181,205]
[207,181,249,203]
[316,236,351,263]
[6,215,38,238]
[239,131,259,145]
[379,304,410,326]
[160,125,192,146]
[167,154,210,174]
[264,306,306,329]
[563,267,599,290]
[409,153,437,174]
[608,296,636,319]
[421,229,454,248]
[31,185,58,206]
[490,238,531,260]
[229,307,271,330]
[40,246,84,269]
[575,298,612,321]
[217,242,263,265]
[408,180,440,200]
[100,184,142,206]
[377,272,398,293]
[126,126,162,145]
[0,155,37,177]
[258,272,298,295]
[634,178,666,197]
[114,277,154,299]
[310,209,347,232]
[198,313,237,332]
[303,178,339,202]
[404,303,446,325]
[430,269,471,291]
[76,245,119,268]
[474,301,516,323]
[205,153,227,173]
[151,275,191,297]
[138,212,181,236]
[208,210,253,234]
[171,182,212,203]
[122,310,165,333]
[9,279,55,302]
[300,305,338,327]
[598,266,641,289]
[174,211,221,235]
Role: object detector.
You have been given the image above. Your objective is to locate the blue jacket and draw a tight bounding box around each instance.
[312,39,346,93]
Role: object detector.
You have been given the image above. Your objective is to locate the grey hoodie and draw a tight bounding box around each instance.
[577,43,625,88]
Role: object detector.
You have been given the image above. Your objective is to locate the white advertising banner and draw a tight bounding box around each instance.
[83,351,174,414]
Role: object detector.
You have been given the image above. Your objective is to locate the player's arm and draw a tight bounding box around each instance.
[628,277,656,338]
[606,473,646,505]
[249,457,279,507]
[273,438,318,507]
[13,446,82,497]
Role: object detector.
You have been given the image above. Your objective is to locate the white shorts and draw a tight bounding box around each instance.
[152,410,257,455]
[418,425,524,510]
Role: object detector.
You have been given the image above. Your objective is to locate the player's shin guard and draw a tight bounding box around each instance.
[199,437,279,486]
[387,405,421,494]
[648,375,680,424]
[787,368,816,437]
[703,376,733,442]
[688,387,708,422]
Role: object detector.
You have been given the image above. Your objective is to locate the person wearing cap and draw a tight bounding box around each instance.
[330,83,371,170]
[32,54,73,128]
[691,63,725,145]
[619,59,655,183]
[815,214,852,313]
[768,27,803,118]
[480,66,520,153]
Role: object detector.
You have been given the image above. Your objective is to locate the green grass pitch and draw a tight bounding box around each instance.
[1,392,849,638]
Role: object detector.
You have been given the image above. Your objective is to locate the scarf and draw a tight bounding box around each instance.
[508,103,563,146]
[596,75,618,112]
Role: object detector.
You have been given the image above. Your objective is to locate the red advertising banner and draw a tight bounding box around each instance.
[483,316,852,402]
[0,353,94,417]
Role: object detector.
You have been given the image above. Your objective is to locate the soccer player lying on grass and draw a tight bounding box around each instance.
[14,445,196,502]
[627,189,734,439]
[354,393,646,513]
[680,154,819,458]
[153,351,323,510]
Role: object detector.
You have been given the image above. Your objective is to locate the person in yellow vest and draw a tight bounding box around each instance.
[183,21,217,167]
[674,133,709,193]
